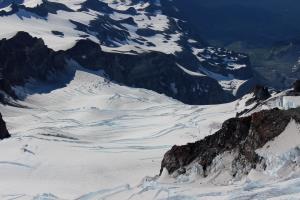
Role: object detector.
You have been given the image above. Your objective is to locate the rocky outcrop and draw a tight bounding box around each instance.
[253,85,271,101]
[0,31,67,86]
[0,113,10,140]
[0,31,68,104]
[294,80,300,92]
[160,107,300,176]
[160,116,252,175]
[245,85,271,106]
[66,39,103,70]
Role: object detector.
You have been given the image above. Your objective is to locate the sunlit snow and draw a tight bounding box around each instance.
[0,67,299,199]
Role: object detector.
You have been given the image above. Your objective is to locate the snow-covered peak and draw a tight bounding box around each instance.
[0,0,181,54]
[0,0,255,104]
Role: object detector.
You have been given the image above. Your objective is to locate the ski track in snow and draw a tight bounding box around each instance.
[0,68,300,200]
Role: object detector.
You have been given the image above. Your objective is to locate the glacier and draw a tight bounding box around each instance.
[0,66,299,199]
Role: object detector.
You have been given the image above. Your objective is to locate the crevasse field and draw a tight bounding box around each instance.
[1,66,300,200]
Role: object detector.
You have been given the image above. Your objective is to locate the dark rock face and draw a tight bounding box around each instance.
[71,15,130,47]
[66,42,233,105]
[136,29,159,37]
[79,0,113,13]
[118,17,137,26]
[245,85,271,106]
[0,113,10,140]
[118,7,138,15]
[286,80,300,96]
[0,31,67,86]
[0,79,17,99]
[241,108,300,163]
[160,116,252,175]
[160,108,300,175]
[294,80,300,92]
[66,39,103,70]
[253,85,271,101]
[0,32,233,105]
[0,31,67,103]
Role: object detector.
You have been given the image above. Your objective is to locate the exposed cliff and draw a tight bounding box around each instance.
[161,107,300,179]
[0,32,234,105]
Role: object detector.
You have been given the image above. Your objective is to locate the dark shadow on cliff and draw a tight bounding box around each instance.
[0,31,239,105]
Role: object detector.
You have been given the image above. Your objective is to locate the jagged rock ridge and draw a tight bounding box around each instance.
[0,0,255,104]
[160,107,300,177]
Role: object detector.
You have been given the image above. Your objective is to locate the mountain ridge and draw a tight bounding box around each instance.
[0,0,255,105]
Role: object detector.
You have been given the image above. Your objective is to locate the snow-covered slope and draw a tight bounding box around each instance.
[0,67,234,199]
[0,0,254,102]
[1,1,298,199]
[0,67,299,200]
[0,0,180,53]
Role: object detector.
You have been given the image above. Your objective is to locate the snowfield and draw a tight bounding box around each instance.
[0,67,300,200]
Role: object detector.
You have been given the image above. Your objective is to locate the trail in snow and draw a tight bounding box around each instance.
[0,67,299,200]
